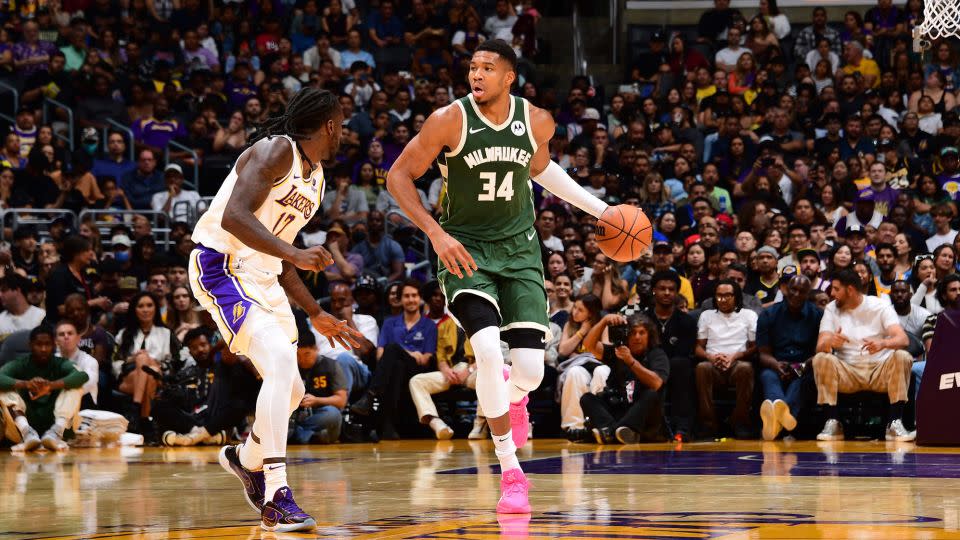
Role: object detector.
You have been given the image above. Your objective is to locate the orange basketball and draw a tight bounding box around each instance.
[596,204,653,262]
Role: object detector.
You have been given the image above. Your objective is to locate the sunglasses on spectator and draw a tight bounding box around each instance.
[915,254,934,263]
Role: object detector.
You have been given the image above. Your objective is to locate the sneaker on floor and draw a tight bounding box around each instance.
[260,486,317,532]
[760,399,781,441]
[591,426,617,445]
[615,426,640,444]
[218,444,266,513]
[41,429,68,451]
[496,468,531,514]
[429,417,454,440]
[564,428,592,443]
[508,396,529,449]
[350,392,378,417]
[204,430,227,446]
[468,417,489,440]
[11,428,41,452]
[886,419,916,442]
[774,399,797,432]
[816,419,844,441]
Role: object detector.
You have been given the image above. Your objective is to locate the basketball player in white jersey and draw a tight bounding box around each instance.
[190,88,362,532]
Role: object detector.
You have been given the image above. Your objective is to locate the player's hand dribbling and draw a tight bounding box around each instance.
[293,245,334,271]
[310,311,364,349]
[431,230,477,279]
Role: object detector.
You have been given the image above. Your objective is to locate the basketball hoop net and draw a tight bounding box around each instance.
[914,0,960,52]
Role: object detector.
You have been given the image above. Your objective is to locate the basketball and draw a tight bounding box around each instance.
[596,204,652,262]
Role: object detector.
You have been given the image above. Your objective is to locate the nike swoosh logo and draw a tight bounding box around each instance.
[266,465,283,471]
[469,127,486,134]
[526,231,536,241]
[497,436,510,443]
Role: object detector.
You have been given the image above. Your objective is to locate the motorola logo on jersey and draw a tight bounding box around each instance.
[511,120,526,136]
[462,146,532,169]
[276,185,316,220]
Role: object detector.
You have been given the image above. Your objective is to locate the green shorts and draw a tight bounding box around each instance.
[437,226,550,335]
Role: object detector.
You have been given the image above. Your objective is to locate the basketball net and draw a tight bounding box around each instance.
[914,0,960,52]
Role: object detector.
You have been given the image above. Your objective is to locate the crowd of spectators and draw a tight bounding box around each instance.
[0,0,958,449]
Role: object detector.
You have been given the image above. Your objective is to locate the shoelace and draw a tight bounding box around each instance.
[504,475,531,496]
[276,492,308,516]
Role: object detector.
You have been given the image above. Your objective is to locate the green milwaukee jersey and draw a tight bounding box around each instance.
[437,94,538,242]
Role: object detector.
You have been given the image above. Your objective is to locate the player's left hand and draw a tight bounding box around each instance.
[311,311,364,350]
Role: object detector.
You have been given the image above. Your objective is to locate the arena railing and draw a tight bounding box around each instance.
[78,209,172,250]
[42,98,74,151]
[164,140,199,191]
[0,81,18,125]
[2,208,77,242]
[101,119,136,163]
[171,200,196,225]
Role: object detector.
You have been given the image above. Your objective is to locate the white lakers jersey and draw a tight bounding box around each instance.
[193,135,325,275]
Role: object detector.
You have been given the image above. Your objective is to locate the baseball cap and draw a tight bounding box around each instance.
[355,273,379,293]
[856,189,876,203]
[796,247,820,261]
[650,29,667,42]
[684,234,701,248]
[81,127,99,144]
[877,138,896,150]
[164,163,183,175]
[941,146,959,157]
[757,246,779,258]
[845,224,866,236]
[780,265,798,278]
[327,224,347,236]
[653,241,672,253]
[118,275,139,291]
[580,108,601,121]
[111,234,133,248]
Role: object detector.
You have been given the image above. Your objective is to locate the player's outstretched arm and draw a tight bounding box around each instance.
[528,106,608,219]
[279,260,363,349]
[221,138,331,272]
[386,105,477,278]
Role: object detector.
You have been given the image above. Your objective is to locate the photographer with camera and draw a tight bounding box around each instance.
[159,328,261,446]
[578,311,670,445]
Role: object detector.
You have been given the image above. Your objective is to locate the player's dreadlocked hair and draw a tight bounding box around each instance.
[248,87,340,146]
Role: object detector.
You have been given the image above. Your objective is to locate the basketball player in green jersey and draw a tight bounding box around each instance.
[387,40,609,513]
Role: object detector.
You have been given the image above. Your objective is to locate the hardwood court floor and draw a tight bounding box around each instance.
[4,439,960,539]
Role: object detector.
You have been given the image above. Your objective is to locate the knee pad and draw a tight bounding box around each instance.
[451,293,501,337]
[508,347,545,393]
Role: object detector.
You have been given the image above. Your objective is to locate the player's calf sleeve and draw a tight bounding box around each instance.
[507,348,545,404]
[289,376,305,415]
[470,326,510,420]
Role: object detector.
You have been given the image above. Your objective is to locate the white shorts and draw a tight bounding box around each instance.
[188,245,298,355]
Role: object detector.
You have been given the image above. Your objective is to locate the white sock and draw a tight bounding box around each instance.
[239,432,263,471]
[52,417,68,437]
[14,415,31,437]
[263,460,288,502]
[492,429,520,472]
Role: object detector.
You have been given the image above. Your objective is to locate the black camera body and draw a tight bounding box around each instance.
[608,324,629,347]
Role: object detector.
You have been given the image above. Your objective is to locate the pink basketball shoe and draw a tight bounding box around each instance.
[496,468,531,513]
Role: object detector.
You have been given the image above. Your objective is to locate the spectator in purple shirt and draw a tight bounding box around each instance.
[182,28,220,72]
[13,21,58,76]
[131,96,187,151]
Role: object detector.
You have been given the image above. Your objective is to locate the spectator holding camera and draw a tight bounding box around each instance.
[695,278,758,438]
[579,312,670,444]
[757,275,822,440]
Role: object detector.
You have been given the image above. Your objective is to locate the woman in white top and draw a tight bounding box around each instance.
[759,0,791,40]
[115,292,181,421]
[817,184,848,226]
[806,37,840,74]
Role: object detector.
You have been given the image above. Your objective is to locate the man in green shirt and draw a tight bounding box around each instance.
[0,326,88,451]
